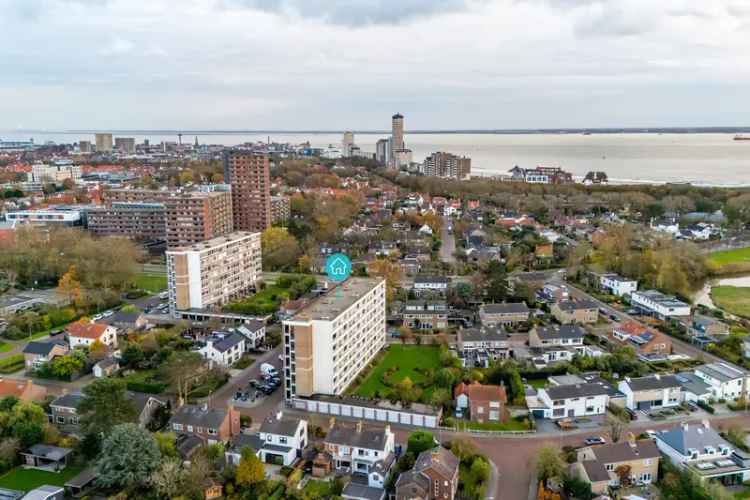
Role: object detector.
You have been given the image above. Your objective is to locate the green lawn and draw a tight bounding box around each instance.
[708,247,750,274]
[0,466,84,492]
[303,479,334,498]
[0,354,24,374]
[527,378,548,389]
[734,487,750,499]
[711,286,750,318]
[0,342,13,353]
[132,273,167,293]
[352,345,442,397]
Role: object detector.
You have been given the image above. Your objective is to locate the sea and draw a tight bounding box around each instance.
[3,130,750,187]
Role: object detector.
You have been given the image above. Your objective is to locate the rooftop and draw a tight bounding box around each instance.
[288,277,383,322]
[536,324,585,340]
[657,422,731,456]
[696,362,746,382]
[259,412,303,437]
[544,381,611,400]
[167,231,259,253]
[481,302,529,315]
[625,374,681,391]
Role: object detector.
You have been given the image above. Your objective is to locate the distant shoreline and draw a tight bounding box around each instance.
[5,127,750,136]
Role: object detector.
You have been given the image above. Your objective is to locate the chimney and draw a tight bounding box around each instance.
[356,420,363,433]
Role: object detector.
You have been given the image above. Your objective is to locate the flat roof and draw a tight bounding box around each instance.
[289,278,383,322]
[167,231,259,253]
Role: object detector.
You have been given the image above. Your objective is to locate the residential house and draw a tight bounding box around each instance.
[412,276,451,296]
[611,322,672,360]
[169,404,241,445]
[690,315,730,338]
[693,362,749,401]
[573,438,660,494]
[0,379,46,401]
[656,421,750,486]
[402,301,448,330]
[395,447,460,500]
[617,374,683,411]
[22,485,65,500]
[234,320,266,349]
[198,331,246,367]
[478,302,529,326]
[22,339,69,370]
[241,411,309,466]
[631,290,691,319]
[675,372,713,403]
[598,273,638,297]
[551,299,598,324]
[325,421,396,489]
[225,433,264,466]
[102,310,148,332]
[536,283,569,304]
[454,382,508,423]
[51,391,166,435]
[92,357,119,378]
[65,320,118,350]
[529,324,585,349]
[457,325,509,367]
[534,382,610,419]
[342,482,386,500]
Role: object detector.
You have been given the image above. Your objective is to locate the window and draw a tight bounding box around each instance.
[640,472,652,482]
[644,459,651,466]
[56,416,65,424]
[605,464,614,471]
[187,425,194,432]
[208,428,217,435]
[279,437,287,444]
[173,423,184,431]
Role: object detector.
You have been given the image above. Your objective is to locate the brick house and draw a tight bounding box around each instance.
[611,321,672,358]
[478,302,530,326]
[0,378,47,402]
[23,339,69,370]
[454,382,508,423]
[169,404,241,445]
[396,447,460,500]
[573,438,660,495]
[551,300,598,324]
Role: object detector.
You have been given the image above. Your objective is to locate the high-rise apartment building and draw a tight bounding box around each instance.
[423,152,472,180]
[376,138,390,165]
[29,163,81,185]
[95,133,113,152]
[166,232,262,316]
[391,113,404,152]
[87,202,167,241]
[270,195,291,225]
[103,188,233,248]
[342,131,355,157]
[223,151,271,232]
[78,141,92,153]
[282,278,386,400]
[114,137,136,154]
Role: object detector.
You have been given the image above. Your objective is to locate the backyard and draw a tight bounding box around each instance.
[0,354,24,374]
[351,345,443,399]
[708,247,750,275]
[711,286,750,318]
[0,466,84,492]
[130,273,167,293]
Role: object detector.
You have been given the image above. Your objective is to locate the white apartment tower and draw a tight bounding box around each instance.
[166,231,262,316]
[283,278,387,400]
[342,131,355,157]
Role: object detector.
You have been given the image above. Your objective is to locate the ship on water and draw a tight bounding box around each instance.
[734,135,750,141]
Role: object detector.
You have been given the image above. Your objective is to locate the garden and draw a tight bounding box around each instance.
[0,466,84,492]
[224,274,317,315]
[350,344,457,405]
[707,246,750,275]
[710,286,750,318]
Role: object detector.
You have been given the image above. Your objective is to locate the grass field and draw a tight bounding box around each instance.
[708,247,750,275]
[0,342,13,353]
[132,273,167,293]
[303,479,334,498]
[456,415,532,432]
[353,345,442,398]
[0,466,84,491]
[711,286,750,318]
[526,378,548,389]
[0,354,25,374]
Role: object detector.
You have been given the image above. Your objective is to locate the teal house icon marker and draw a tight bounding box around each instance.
[325,253,352,282]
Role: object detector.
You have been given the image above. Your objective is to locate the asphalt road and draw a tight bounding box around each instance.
[441,216,457,263]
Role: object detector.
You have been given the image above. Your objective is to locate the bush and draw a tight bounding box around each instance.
[697,400,715,414]
[0,354,24,374]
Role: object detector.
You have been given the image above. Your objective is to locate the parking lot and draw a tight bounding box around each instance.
[232,364,282,408]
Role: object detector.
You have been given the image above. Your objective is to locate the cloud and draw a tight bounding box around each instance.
[98,37,135,56]
[225,0,485,26]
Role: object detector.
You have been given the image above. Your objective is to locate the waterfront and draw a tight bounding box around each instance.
[3,131,750,186]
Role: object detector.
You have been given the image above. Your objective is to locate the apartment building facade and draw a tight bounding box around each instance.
[166,232,262,316]
[283,278,386,400]
[87,202,167,241]
[422,151,471,180]
[223,151,271,232]
[270,195,291,225]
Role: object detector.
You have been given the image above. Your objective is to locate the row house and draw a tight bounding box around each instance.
[169,404,241,445]
[478,302,529,326]
[693,362,749,401]
[551,299,598,324]
[574,439,660,494]
[534,382,610,419]
[226,412,307,467]
[617,374,684,411]
[325,421,396,489]
[402,301,448,330]
[631,290,691,320]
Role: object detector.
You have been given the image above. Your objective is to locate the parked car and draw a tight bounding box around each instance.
[584,436,606,446]
[687,401,700,412]
[249,379,260,388]
[645,430,658,439]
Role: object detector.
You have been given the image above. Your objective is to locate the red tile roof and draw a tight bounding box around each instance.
[66,320,108,339]
[454,382,507,403]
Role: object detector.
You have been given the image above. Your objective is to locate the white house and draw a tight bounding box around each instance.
[656,421,750,484]
[618,374,683,411]
[325,422,396,489]
[599,273,638,297]
[235,321,266,349]
[65,320,118,350]
[631,290,691,319]
[694,362,749,401]
[199,332,246,367]
[535,383,610,419]
[257,412,307,466]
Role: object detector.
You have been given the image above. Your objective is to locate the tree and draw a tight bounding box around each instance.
[368,258,402,302]
[96,423,161,490]
[0,437,19,472]
[57,265,83,308]
[261,227,302,271]
[429,388,451,408]
[8,401,47,448]
[150,458,185,499]
[154,431,178,458]
[78,378,137,436]
[161,351,207,405]
[88,339,107,362]
[614,464,632,487]
[235,447,265,486]
[607,415,625,443]
[49,351,86,379]
[563,473,593,500]
[407,431,436,455]
[536,444,564,482]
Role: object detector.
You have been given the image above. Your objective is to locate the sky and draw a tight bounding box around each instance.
[2,0,750,131]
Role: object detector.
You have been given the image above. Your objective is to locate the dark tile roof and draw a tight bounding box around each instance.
[170,405,227,429]
[342,482,386,500]
[229,433,263,452]
[626,375,681,392]
[590,440,660,464]
[104,310,143,325]
[414,276,450,284]
[545,382,610,400]
[395,470,430,497]
[259,412,302,437]
[326,423,389,451]
[582,460,610,483]
[414,447,459,481]
[50,393,84,410]
[459,326,508,343]
[481,302,529,314]
[127,391,165,415]
[556,299,598,312]
[23,339,66,356]
[209,332,245,353]
[536,324,585,340]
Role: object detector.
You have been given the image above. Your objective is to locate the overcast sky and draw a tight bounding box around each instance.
[2,0,750,130]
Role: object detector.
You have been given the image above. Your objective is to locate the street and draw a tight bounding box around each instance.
[440,215,456,263]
